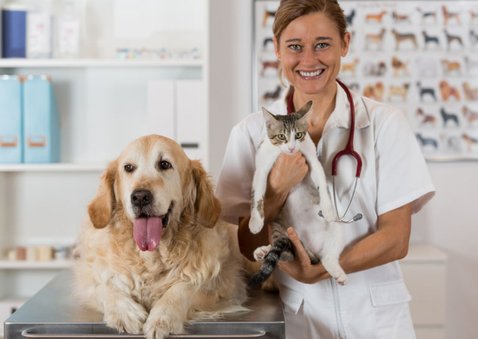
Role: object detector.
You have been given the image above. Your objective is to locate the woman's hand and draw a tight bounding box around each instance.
[267,152,309,196]
[277,227,328,284]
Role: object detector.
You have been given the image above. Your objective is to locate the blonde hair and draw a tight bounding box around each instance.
[272,0,347,84]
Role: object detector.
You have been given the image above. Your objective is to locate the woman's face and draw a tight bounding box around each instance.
[275,12,349,96]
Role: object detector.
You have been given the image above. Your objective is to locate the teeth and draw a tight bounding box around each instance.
[299,69,323,77]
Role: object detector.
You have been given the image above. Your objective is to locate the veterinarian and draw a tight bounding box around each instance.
[216,0,435,338]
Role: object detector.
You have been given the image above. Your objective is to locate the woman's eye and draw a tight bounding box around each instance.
[288,44,302,51]
[124,164,136,173]
[159,160,172,170]
[315,42,329,50]
[295,132,304,139]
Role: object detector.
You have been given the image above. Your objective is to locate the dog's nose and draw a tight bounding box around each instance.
[131,189,153,207]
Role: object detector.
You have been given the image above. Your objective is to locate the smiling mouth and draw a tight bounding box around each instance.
[298,69,325,78]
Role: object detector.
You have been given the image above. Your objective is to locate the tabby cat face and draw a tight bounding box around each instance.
[262,101,312,154]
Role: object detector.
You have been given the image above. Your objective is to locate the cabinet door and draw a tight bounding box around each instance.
[176,80,206,162]
[146,80,175,139]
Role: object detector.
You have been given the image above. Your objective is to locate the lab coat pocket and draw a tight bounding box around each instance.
[370,279,411,306]
[370,280,415,339]
[280,288,304,315]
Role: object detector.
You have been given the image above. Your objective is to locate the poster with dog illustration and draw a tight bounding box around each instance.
[254,0,478,160]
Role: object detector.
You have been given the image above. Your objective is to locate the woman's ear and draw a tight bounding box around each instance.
[190,160,221,228]
[273,36,280,60]
[88,160,118,228]
[342,31,351,57]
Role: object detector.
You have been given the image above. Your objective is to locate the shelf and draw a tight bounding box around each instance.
[0,58,203,68]
[0,260,72,270]
[0,163,106,172]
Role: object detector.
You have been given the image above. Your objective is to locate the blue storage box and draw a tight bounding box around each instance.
[23,75,60,163]
[1,6,27,58]
[0,75,23,163]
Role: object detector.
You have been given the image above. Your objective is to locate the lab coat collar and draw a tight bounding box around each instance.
[266,81,371,131]
[328,81,370,131]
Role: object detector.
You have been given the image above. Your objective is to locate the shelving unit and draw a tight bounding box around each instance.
[0,0,210,330]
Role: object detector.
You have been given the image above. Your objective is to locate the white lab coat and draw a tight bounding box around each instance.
[216,83,435,339]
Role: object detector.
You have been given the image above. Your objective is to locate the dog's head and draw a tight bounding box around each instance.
[87,135,221,252]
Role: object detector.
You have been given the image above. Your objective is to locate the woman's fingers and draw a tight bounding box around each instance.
[286,227,310,266]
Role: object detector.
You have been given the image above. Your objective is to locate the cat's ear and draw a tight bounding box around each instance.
[262,107,278,126]
[296,101,313,119]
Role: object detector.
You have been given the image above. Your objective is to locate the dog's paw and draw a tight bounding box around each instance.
[249,212,264,234]
[144,307,185,339]
[253,245,271,261]
[104,301,148,334]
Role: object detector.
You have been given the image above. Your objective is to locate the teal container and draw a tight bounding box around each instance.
[0,75,23,163]
[23,75,60,163]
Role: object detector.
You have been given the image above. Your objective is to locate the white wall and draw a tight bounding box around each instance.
[209,2,478,339]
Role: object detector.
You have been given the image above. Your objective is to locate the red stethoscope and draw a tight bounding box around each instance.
[287,78,363,223]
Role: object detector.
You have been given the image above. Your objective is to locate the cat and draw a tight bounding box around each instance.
[248,101,347,287]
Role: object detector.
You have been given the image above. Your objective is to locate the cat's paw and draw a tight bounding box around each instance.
[253,245,271,261]
[249,212,264,234]
[335,273,348,286]
[319,206,336,223]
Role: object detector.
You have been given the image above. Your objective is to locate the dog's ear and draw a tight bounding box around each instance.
[191,160,221,228]
[88,160,117,228]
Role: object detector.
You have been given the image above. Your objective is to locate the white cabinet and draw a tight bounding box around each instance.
[401,244,448,339]
[0,0,209,330]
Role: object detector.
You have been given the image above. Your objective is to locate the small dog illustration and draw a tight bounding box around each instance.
[262,9,276,27]
[444,30,464,50]
[365,10,387,23]
[416,133,438,148]
[392,10,411,24]
[262,37,273,50]
[388,83,410,102]
[462,82,478,101]
[416,7,437,24]
[345,9,356,26]
[441,59,462,76]
[261,60,279,76]
[422,31,440,49]
[462,133,478,151]
[364,28,386,50]
[391,29,418,50]
[462,106,478,125]
[440,107,460,127]
[363,60,387,77]
[417,82,438,102]
[363,82,384,101]
[341,58,359,76]
[470,10,478,25]
[439,80,461,101]
[262,85,282,101]
[391,56,409,76]
[416,108,437,126]
[442,5,461,26]
[469,30,478,48]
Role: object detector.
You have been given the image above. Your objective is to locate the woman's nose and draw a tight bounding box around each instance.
[301,48,317,65]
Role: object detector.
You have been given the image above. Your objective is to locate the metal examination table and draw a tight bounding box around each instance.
[4,270,285,338]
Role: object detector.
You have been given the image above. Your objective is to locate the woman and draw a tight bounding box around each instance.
[216,0,435,338]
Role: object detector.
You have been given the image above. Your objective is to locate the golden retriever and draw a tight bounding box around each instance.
[73,134,248,339]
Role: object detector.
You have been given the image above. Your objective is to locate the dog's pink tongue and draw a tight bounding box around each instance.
[133,217,163,251]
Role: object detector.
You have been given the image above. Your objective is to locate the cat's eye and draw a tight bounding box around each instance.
[277,134,286,141]
[295,132,304,139]
[124,164,136,173]
[158,160,172,170]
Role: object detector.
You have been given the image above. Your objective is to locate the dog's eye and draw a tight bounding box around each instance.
[159,160,172,170]
[124,164,136,173]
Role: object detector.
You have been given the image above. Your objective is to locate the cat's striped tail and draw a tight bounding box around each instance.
[248,237,294,288]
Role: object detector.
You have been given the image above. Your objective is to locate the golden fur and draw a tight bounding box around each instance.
[73,135,248,339]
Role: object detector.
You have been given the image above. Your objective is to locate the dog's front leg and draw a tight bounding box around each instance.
[143,281,193,339]
[98,284,148,334]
